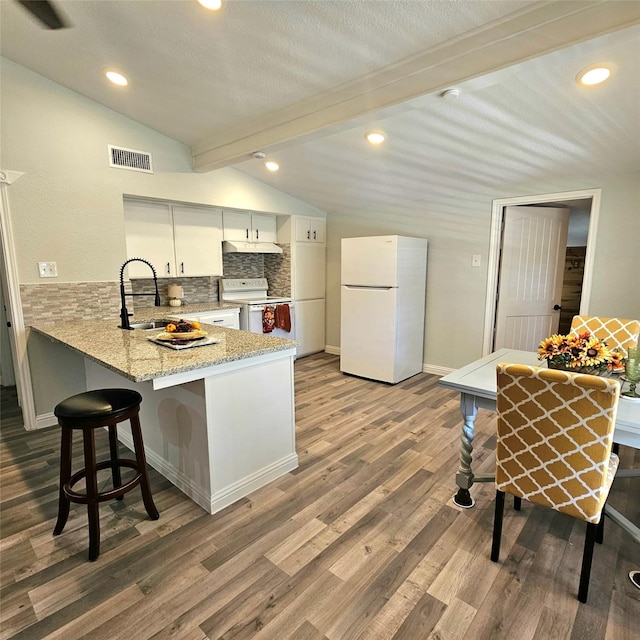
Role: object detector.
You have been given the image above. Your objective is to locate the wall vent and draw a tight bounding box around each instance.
[108,145,153,173]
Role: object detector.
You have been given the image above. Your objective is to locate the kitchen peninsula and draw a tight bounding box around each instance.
[31,316,298,514]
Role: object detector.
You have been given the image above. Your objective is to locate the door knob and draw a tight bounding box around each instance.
[553,304,562,311]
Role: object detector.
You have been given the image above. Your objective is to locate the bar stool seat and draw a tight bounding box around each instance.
[53,388,159,561]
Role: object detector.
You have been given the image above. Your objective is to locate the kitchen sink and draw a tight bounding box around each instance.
[129,320,173,331]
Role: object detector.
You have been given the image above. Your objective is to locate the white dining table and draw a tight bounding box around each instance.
[439,348,640,541]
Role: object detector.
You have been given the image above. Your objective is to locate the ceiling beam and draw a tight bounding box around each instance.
[192,1,640,173]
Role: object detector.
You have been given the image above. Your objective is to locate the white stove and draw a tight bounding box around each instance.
[220,278,295,339]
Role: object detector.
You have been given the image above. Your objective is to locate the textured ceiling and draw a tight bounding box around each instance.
[1,0,639,219]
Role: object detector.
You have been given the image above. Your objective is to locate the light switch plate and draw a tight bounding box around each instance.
[38,262,57,278]
[472,254,481,268]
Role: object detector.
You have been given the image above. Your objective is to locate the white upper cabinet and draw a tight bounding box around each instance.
[294,216,325,243]
[223,211,277,243]
[124,199,223,278]
[171,205,223,276]
[124,200,175,278]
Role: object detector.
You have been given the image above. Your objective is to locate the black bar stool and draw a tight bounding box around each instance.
[53,388,159,560]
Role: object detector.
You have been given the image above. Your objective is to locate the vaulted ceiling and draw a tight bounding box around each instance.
[2,0,639,218]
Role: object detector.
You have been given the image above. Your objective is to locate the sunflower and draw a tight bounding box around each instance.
[607,350,625,371]
[576,335,611,367]
[537,335,564,359]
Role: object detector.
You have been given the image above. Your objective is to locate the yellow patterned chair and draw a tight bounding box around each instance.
[570,315,640,356]
[491,363,620,603]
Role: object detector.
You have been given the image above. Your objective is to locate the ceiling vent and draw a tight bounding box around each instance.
[108,145,153,173]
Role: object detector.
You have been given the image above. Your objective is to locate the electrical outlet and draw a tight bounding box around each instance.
[38,262,58,278]
[472,254,481,268]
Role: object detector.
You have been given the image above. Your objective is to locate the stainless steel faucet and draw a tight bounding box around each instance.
[119,258,161,329]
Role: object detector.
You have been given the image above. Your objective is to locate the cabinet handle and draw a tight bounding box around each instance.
[245,228,249,240]
[256,229,259,240]
[181,262,184,274]
[167,262,171,275]
[313,230,317,240]
[307,230,310,240]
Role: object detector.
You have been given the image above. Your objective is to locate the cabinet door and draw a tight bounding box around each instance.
[223,211,252,242]
[294,217,312,242]
[172,206,223,276]
[199,310,240,329]
[295,299,325,357]
[124,200,174,277]
[310,218,326,243]
[252,213,277,243]
[294,243,326,300]
[170,308,240,329]
[294,216,325,243]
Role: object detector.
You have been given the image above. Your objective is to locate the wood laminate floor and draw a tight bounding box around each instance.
[1,354,638,639]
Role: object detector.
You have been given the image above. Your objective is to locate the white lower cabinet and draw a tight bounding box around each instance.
[294,299,325,357]
[169,308,240,330]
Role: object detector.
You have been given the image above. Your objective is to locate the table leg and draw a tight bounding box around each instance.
[454,393,478,508]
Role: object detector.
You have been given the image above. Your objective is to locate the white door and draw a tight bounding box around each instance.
[223,211,252,242]
[294,243,326,300]
[172,205,223,276]
[341,236,398,287]
[494,206,569,351]
[252,213,277,243]
[340,285,398,382]
[0,251,16,388]
[124,200,174,277]
[296,299,325,356]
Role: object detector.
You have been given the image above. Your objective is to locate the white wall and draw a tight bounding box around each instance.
[326,172,640,370]
[1,59,325,285]
[3,59,639,405]
[0,59,325,416]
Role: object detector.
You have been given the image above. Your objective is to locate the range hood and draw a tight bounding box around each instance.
[222,240,283,254]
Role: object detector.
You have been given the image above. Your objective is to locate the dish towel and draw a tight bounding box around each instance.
[275,304,291,333]
[262,306,275,333]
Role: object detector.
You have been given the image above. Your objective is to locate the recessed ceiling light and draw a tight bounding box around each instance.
[105,70,128,87]
[365,131,386,145]
[198,0,222,10]
[265,161,279,172]
[576,64,611,86]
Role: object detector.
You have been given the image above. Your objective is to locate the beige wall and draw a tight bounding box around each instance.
[325,173,640,369]
[1,59,325,285]
[1,59,325,415]
[2,59,639,413]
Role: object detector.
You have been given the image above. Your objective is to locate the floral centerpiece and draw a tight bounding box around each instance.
[537,331,624,376]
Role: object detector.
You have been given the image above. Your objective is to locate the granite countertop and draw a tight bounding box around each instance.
[31,316,297,383]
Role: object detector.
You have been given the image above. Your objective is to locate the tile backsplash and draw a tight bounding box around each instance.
[21,282,121,325]
[20,244,292,325]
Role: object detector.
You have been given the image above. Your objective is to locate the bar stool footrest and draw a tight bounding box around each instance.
[64,459,142,504]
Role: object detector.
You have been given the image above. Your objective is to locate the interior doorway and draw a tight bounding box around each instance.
[0,244,17,387]
[482,188,600,355]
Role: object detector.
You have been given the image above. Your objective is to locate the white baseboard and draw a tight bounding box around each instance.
[117,430,298,515]
[208,454,299,514]
[422,363,454,377]
[35,411,57,430]
[317,347,453,378]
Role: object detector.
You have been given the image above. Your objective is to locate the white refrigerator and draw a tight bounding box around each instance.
[340,235,428,384]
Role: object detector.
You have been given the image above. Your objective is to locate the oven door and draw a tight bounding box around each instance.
[247,303,295,339]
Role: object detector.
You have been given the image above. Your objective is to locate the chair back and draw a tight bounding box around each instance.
[496,363,620,523]
[570,315,640,356]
